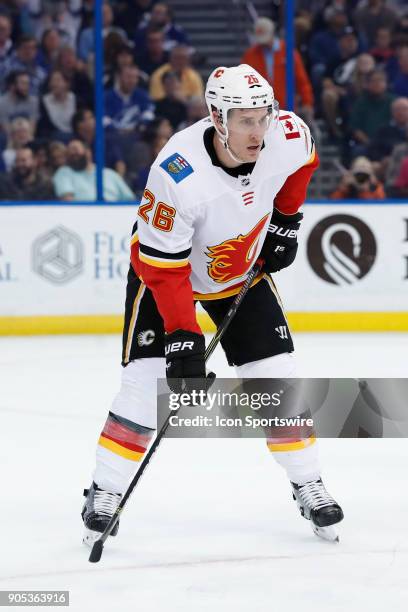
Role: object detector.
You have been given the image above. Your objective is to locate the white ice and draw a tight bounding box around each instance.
[0,333,407,611]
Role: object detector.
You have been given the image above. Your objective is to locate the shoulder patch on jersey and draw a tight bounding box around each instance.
[279,114,301,140]
[160,152,194,183]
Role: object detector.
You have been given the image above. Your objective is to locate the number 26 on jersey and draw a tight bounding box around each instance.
[138,189,176,233]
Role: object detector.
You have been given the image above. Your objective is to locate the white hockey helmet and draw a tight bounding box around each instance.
[205,64,278,161]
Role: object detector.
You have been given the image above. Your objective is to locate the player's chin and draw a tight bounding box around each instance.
[244,145,261,160]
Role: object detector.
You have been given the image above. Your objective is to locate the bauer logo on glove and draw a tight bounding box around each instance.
[260,208,303,273]
[165,329,215,394]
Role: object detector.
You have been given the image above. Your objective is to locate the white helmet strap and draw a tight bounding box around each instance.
[212,108,249,165]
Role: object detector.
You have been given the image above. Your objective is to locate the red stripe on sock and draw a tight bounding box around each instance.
[102,418,153,448]
[100,432,148,454]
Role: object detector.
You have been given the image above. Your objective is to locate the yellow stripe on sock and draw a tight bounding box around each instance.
[98,435,144,461]
[267,436,316,452]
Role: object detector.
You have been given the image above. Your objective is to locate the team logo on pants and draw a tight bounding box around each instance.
[206,214,268,283]
[137,330,155,346]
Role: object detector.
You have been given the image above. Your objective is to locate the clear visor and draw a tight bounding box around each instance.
[226,102,278,136]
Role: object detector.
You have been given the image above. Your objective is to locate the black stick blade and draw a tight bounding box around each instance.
[89,540,104,563]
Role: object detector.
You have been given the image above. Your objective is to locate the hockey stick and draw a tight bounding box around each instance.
[89,261,263,563]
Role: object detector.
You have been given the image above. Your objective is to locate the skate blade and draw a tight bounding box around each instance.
[83,528,102,548]
[312,524,339,542]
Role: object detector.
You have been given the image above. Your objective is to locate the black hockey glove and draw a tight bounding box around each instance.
[260,209,303,273]
[165,330,215,394]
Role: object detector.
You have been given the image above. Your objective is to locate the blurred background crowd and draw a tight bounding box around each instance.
[0,0,407,201]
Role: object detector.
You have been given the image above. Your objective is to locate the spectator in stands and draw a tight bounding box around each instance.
[149,45,203,101]
[391,47,408,97]
[104,64,155,132]
[0,14,13,70]
[72,107,126,176]
[134,2,189,53]
[134,28,168,76]
[349,53,376,97]
[55,46,93,108]
[37,28,63,74]
[393,154,408,197]
[353,0,398,48]
[294,10,313,59]
[320,27,361,138]
[28,138,51,179]
[53,139,134,201]
[48,139,67,174]
[2,116,33,171]
[104,43,135,89]
[177,95,208,130]
[133,129,169,193]
[78,0,94,32]
[155,71,187,129]
[114,0,156,40]
[0,70,39,133]
[349,68,394,154]
[303,0,356,32]
[242,17,314,121]
[128,117,172,194]
[393,11,408,48]
[37,70,76,141]
[103,34,130,84]
[366,96,408,160]
[330,155,385,199]
[384,128,408,194]
[26,0,81,49]
[369,27,394,65]
[0,146,55,200]
[308,8,349,89]
[78,2,129,63]
[1,35,46,95]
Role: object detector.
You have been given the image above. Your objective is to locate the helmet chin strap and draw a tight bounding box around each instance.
[215,124,247,165]
[223,138,247,164]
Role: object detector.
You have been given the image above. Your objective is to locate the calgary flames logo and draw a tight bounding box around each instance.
[206,214,268,283]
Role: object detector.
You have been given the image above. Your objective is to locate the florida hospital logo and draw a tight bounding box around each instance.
[206,214,268,283]
[32,226,83,284]
[307,214,377,285]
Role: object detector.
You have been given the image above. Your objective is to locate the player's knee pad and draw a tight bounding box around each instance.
[235,352,297,378]
[111,357,165,430]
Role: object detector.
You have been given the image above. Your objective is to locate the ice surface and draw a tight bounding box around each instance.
[0,333,407,611]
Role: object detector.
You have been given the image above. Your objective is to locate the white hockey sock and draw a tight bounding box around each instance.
[235,353,321,484]
[92,358,164,494]
[271,442,321,485]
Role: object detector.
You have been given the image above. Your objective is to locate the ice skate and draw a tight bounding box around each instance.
[81,482,122,547]
[291,478,344,542]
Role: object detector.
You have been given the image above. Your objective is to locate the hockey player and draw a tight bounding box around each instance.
[82,64,343,545]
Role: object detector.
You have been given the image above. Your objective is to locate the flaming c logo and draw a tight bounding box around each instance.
[206,214,269,283]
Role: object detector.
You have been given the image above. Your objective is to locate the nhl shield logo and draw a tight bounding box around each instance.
[239,174,251,187]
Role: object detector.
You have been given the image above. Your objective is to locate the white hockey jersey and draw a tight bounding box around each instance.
[131,110,317,332]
